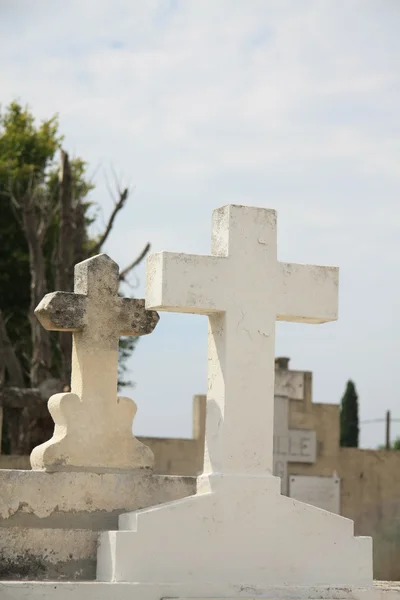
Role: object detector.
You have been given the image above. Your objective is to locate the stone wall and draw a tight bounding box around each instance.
[339,448,400,582]
[283,372,400,581]
[139,394,205,476]
[285,388,400,581]
[288,400,341,477]
[0,440,202,474]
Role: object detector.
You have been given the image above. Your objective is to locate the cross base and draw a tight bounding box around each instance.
[30,393,154,473]
[97,472,372,588]
[4,581,399,600]
[3,582,396,600]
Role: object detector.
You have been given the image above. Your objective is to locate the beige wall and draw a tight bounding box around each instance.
[0,454,30,469]
[288,400,341,477]
[339,448,400,581]
[284,369,400,581]
[0,440,202,474]
[140,436,201,476]
[139,394,205,476]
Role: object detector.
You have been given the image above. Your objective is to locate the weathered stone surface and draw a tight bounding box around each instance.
[0,528,97,581]
[0,470,194,523]
[31,254,159,473]
[35,292,87,331]
[0,469,195,580]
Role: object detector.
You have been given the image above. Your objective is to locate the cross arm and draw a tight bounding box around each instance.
[146,252,225,315]
[118,298,160,336]
[277,262,339,324]
[35,292,87,331]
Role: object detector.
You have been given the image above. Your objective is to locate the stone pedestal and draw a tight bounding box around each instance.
[0,469,195,581]
[97,473,372,589]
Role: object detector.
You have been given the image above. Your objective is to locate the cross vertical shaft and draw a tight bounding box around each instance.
[205,309,277,475]
[203,205,279,475]
[70,257,120,407]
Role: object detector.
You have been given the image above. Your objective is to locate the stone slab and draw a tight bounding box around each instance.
[0,470,195,524]
[285,429,317,462]
[0,470,195,580]
[289,475,340,514]
[1,581,400,600]
[274,429,316,463]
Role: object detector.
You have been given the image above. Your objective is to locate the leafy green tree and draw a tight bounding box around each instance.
[0,101,61,385]
[378,437,400,450]
[393,437,400,450]
[340,380,359,447]
[0,101,149,453]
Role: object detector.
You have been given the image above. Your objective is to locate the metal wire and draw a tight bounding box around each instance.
[360,418,400,425]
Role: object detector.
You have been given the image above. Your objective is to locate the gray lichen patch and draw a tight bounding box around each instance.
[0,550,95,580]
[0,549,46,580]
[35,292,87,332]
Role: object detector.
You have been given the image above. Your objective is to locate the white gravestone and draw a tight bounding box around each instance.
[273,395,316,494]
[97,205,372,595]
[275,368,305,400]
[290,475,341,514]
[31,254,159,473]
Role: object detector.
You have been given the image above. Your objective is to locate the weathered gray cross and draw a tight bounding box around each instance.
[30,253,159,473]
[146,205,338,479]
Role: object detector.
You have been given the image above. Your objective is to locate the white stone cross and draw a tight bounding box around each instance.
[30,253,159,473]
[146,205,338,477]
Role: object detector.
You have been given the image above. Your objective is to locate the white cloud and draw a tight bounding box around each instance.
[1,0,400,447]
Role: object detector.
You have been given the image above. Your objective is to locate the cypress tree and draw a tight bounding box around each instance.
[340,380,359,447]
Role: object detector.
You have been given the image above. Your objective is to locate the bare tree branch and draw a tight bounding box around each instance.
[0,309,24,387]
[104,171,117,205]
[19,177,53,386]
[56,150,74,386]
[92,187,129,254]
[119,243,151,282]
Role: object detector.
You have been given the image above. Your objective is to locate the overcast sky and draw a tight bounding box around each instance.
[2,1,399,449]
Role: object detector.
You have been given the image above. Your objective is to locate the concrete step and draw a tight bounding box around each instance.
[0,580,398,600]
[96,478,367,586]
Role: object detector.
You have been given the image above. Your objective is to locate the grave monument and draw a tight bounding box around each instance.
[4,204,398,600]
[96,205,372,596]
[0,254,195,584]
